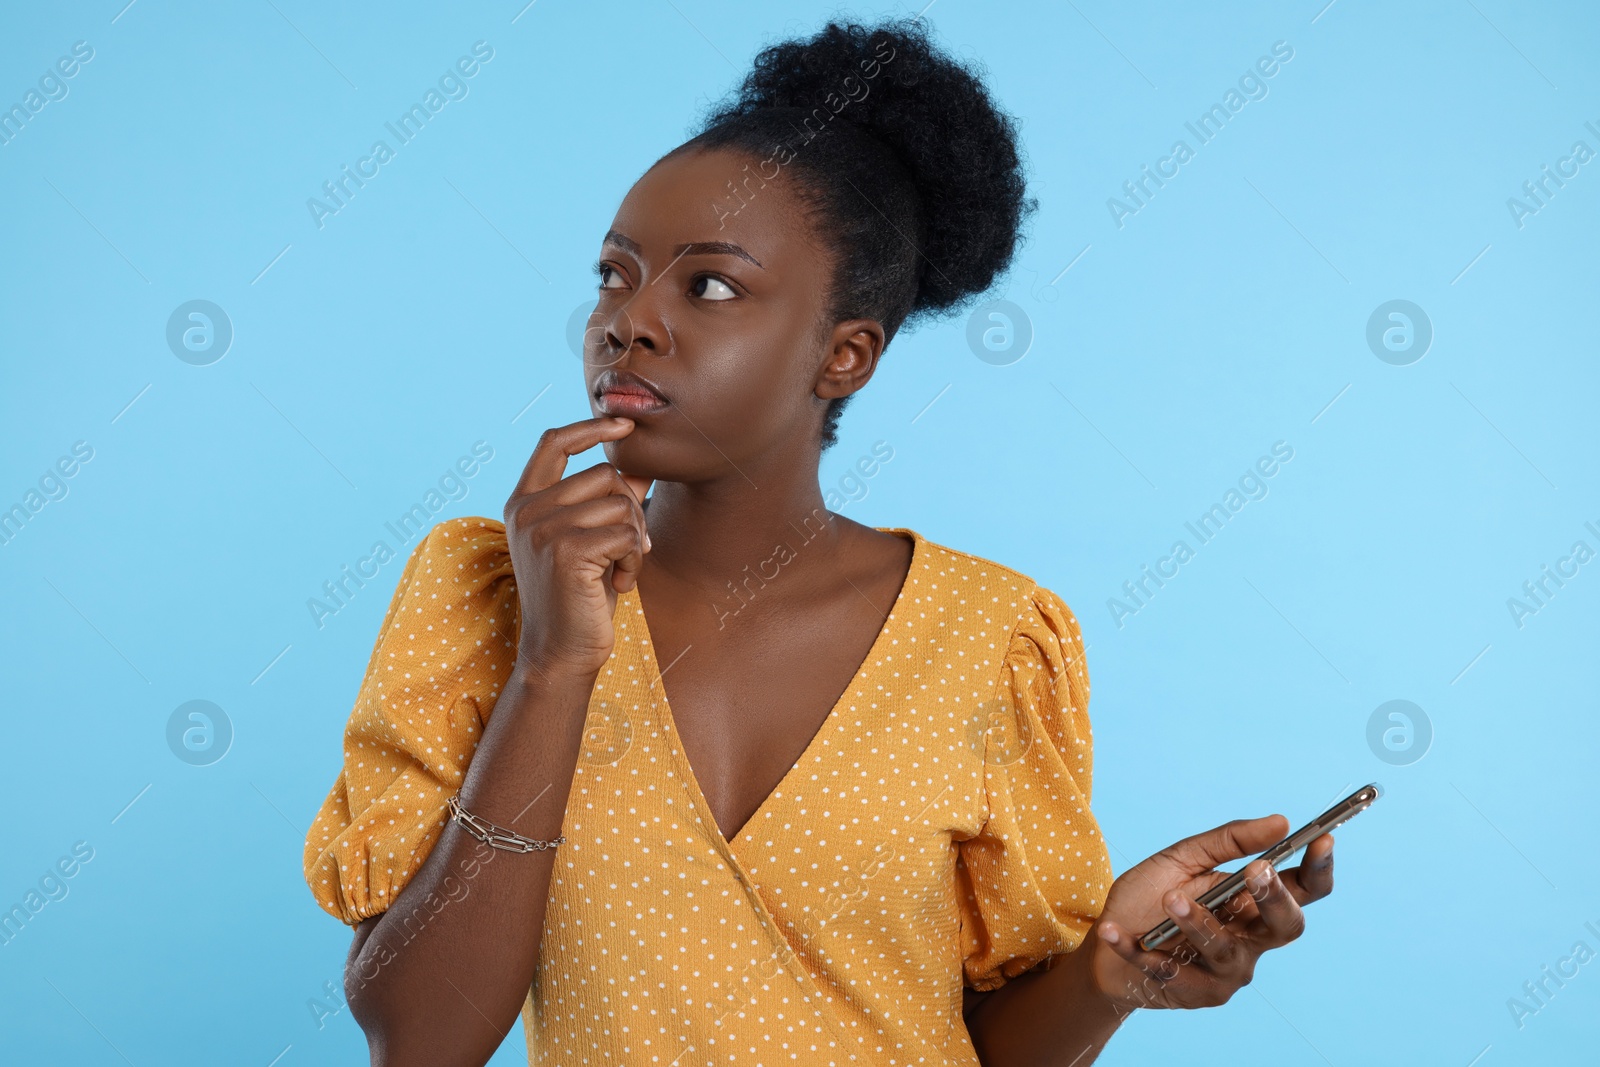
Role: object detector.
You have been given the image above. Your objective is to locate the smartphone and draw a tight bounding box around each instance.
[1136,782,1382,952]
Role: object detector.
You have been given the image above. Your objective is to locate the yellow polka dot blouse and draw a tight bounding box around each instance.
[304,517,1113,1064]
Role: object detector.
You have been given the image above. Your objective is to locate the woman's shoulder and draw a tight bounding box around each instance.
[410,515,509,557]
[396,516,513,587]
[890,526,1073,624]
[375,516,518,640]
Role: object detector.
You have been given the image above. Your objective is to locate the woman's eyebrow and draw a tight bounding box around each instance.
[603,230,763,269]
[602,230,644,257]
[675,240,763,268]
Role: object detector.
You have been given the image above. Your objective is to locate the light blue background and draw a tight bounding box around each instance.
[2,1,1595,1063]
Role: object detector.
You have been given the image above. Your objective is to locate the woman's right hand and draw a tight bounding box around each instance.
[503,416,654,680]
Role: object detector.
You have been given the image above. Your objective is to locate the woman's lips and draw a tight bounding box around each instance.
[597,389,669,418]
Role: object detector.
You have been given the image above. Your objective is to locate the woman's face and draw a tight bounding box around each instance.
[584,146,883,483]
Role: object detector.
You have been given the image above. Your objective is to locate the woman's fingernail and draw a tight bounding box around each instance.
[1170,896,1190,918]
[1100,924,1119,945]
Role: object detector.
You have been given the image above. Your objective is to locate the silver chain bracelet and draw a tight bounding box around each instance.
[446,792,566,853]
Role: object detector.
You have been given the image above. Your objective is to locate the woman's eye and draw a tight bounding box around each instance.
[597,264,627,289]
[690,275,737,301]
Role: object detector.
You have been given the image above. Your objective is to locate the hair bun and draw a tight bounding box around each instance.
[697,17,1035,324]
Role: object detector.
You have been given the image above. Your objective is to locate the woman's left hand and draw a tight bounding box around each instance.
[1086,814,1335,1012]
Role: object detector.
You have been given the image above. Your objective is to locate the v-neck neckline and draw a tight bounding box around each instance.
[624,526,922,853]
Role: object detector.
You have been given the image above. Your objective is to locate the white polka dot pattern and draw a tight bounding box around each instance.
[304,518,1112,1065]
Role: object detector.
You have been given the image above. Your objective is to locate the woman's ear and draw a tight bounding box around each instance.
[815,318,886,400]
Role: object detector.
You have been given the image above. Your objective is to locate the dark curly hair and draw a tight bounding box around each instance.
[663,16,1036,451]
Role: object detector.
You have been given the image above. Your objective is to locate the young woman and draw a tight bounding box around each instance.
[303,18,1336,1066]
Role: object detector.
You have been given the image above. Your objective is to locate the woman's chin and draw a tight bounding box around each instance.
[602,437,665,479]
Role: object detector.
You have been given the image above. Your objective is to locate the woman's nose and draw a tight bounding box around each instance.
[599,285,669,364]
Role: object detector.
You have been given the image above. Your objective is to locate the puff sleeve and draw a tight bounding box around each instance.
[956,584,1113,991]
[302,517,519,926]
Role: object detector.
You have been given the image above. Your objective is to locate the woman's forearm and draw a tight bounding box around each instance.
[343,665,596,1067]
[966,927,1128,1067]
